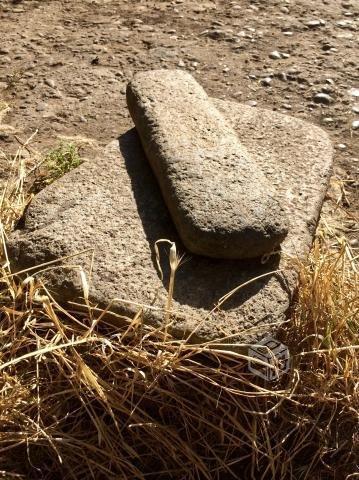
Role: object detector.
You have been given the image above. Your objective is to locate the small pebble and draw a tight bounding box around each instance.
[352,105,359,114]
[45,78,56,88]
[306,19,325,28]
[313,92,333,105]
[336,143,347,150]
[269,50,281,60]
[348,87,359,97]
[246,100,257,107]
[349,238,359,248]
[49,59,64,67]
[261,77,272,86]
[36,102,47,112]
[211,20,224,27]
[336,20,353,28]
[206,29,227,40]
[352,120,359,130]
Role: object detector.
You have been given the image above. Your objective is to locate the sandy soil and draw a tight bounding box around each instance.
[0,0,358,236]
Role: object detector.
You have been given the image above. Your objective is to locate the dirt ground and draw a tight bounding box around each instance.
[0,0,358,235]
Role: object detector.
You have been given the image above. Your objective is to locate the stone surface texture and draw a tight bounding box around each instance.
[8,100,333,346]
[127,70,288,259]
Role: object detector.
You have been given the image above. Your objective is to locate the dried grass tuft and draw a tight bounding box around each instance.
[0,141,357,479]
[0,101,10,123]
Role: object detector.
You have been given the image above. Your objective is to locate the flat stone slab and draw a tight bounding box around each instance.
[7,100,333,346]
[127,70,288,259]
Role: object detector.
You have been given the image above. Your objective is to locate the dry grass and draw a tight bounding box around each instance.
[0,101,10,123]
[0,140,357,479]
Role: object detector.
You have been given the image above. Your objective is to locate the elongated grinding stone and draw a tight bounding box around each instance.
[126,70,288,259]
[8,99,333,346]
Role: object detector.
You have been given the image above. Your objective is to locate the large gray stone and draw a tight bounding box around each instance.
[7,100,333,346]
[127,70,288,259]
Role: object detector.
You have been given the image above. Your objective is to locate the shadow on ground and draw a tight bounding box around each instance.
[119,129,287,312]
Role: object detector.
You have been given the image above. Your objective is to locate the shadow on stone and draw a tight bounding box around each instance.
[7,98,333,345]
[119,129,282,312]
